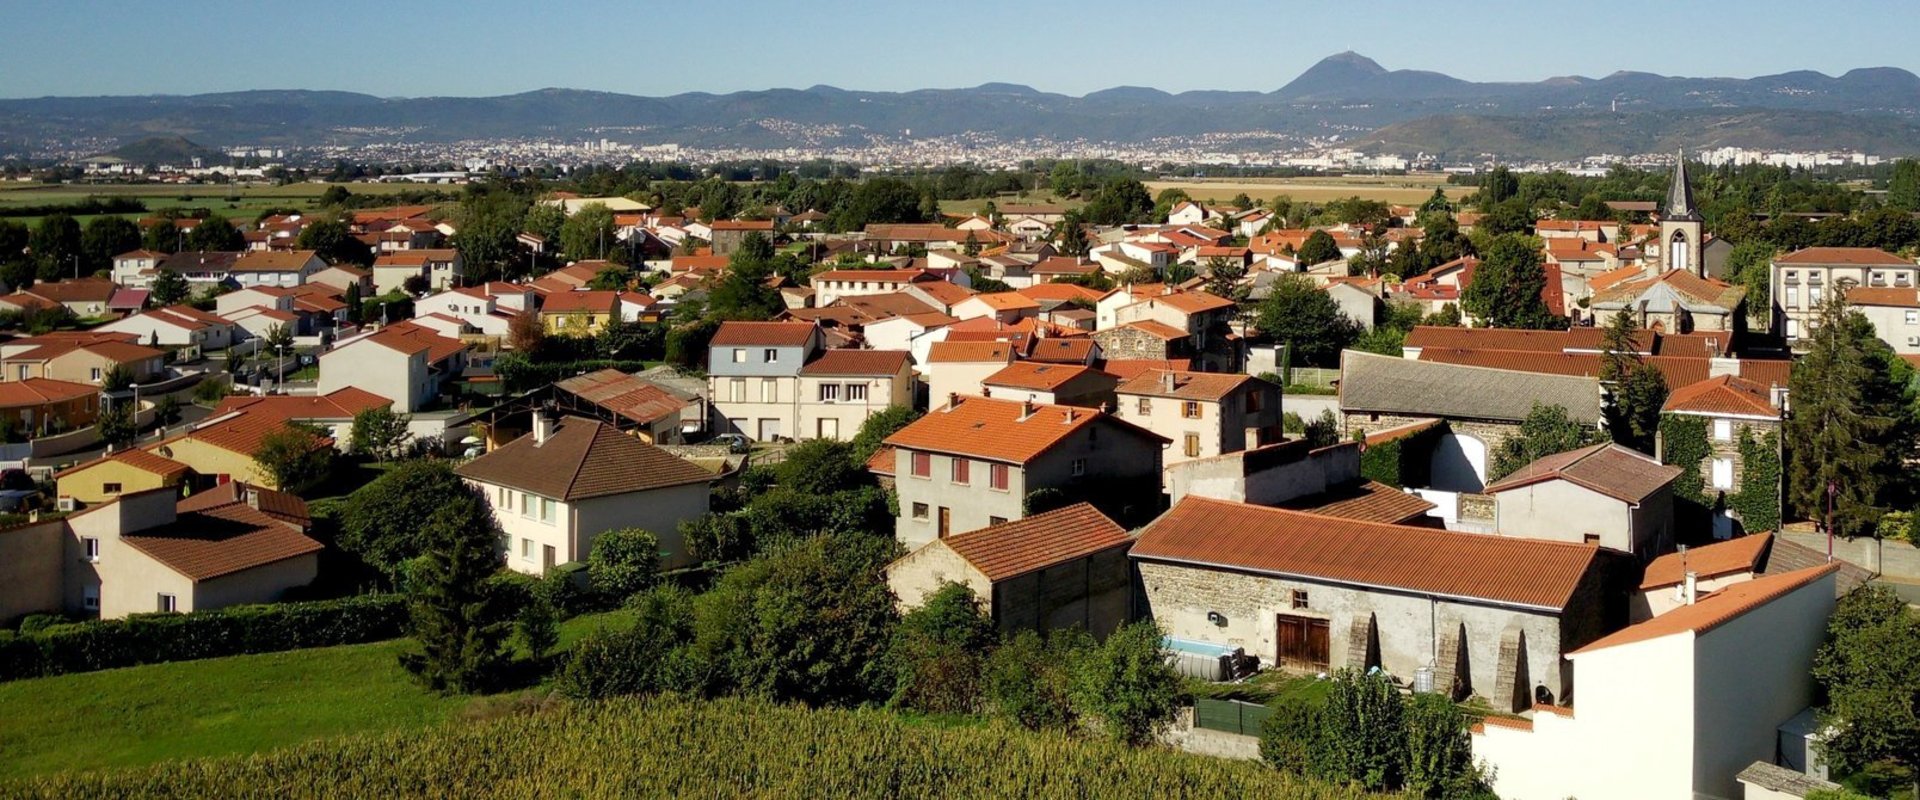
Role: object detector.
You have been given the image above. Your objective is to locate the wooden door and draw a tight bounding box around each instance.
[1277,614,1330,670]
[937,507,951,539]
[542,545,557,571]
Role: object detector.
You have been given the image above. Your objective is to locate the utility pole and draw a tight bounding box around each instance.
[1826,479,1837,564]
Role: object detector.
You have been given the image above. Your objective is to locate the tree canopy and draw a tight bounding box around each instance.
[1461,234,1559,330]
[1254,273,1360,367]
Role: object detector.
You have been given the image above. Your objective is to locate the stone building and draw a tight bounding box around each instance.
[1658,374,1785,515]
[885,503,1132,638]
[1132,496,1609,711]
[1091,321,1194,364]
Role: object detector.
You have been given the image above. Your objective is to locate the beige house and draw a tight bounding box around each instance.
[1771,247,1919,342]
[457,416,714,571]
[885,503,1133,637]
[1112,370,1281,468]
[1481,443,1680,561]
[924,341,1016,406]
[1472,564,1839,800]
[0,485,320,620]
[795,349,913,441]
[0,333,166,385]
[979,362,1117,407]
[230,250,325,288]
[318,322,467,412]
[706,321,823,441]
[1844,286,1920,354]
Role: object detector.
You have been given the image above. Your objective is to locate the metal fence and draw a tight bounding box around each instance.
[1194,698,1274,737]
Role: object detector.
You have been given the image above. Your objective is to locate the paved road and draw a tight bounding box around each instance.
[39,403,217,470]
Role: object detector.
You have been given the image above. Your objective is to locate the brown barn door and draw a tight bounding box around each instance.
[1277,614,1330,671]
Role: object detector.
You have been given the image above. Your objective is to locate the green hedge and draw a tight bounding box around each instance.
[0,594,406,682]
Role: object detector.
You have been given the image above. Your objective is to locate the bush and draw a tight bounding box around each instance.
[556,585,702,700]
[886,582,997,714]
[587,528,661,602]
[1072,620,1182,746]
[0,594,406,682]
[986,628,1084,732]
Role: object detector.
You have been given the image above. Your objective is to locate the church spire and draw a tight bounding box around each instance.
[1665,150,1699,221]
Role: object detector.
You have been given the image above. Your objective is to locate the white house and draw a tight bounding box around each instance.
[229,250,325,289]
[317,322,467,412]
[94,305,234,350]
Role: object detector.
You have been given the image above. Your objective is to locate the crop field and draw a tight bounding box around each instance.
[1144,174,1471,205]
[0,182,439,227]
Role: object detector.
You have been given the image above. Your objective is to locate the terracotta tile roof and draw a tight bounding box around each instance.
[216,389,392,422]
[866,445,896,476]
[1017,283,1106,304]
[1114,370,1258,401]
[1100,359,1190,380]
[1774,247,1914,266]
[1118,320,1190,341]
[230,251,318,272]
[0,377,99,407]
[982,362,1106,392]
[1139,291,1236,314]
[1641,533,1772,589]
[1484,442,1681,504]
[554,369,690,425]
[1587,265,1647,294]
[1846,287,1920,307]
[371,249,458,267]
[57,448,189,480]
[814,269,934,283]
[1132,497,1601,610]
[1572,564,1839,654]
[354,323,466,364]
[866,224,1011,243]
[1414,348,1791,393]
[1030,258,1100,275]
[175,481,310,528]
[166,411,334,458]
[907,280,976,307]
[25,278,116,304]
[1278,479,1438,524]
[1662,375,1779,417]
[711,321,817,347]
[885,396,1165,464]
[709,219,775,231]
[1593,269,1746,311]
[934,503,1131,582]
[927,341,1016,364]
[799,349,912,376]
[122,501,323,581]
[965,292,1043,312]
[455,419,713,501]
[539,290,620,314]
[1028,338,1098,364]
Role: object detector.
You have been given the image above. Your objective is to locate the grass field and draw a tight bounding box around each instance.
[0,181,439,227]
[0,607,636,780]
[1144,174,1471,205]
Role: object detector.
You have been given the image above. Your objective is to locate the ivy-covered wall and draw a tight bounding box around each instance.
[1730,429,1782,532]
[1359,422,1441,489]
[1658,414,1710,504]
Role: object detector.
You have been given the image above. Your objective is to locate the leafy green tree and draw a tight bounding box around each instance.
[1152,187,1192,221]
[1479,166,1519,209]
[31,213,82,281]
[98,400,136,449]
[1889,158,1920,212]
[705,233,783,320]
[523,203,566,246]
[1787,291,1913,536]
[559,203,616,261]
[833,177,928,230]
[1254,273,1361,367]
[1071,620,1181,747]
[1489,403,1606,481]
[149,268,191,306]
[100,363,135,391]
[1295,229,1343,266]
[400,499,513,694]
[296,217,371,266]
[0,219,30,264]
[556,585,701,699]
[251,422,335,493]
[850,406,921,462]
[587,527,662,602]
[1813,586,1920,798]
[80,216,141,273]
[319,185,353,207]
[1080,178,1153,226]
[1202,255,1249,301]
[140,218,180,254]
[183,213,243,252]
[341,459,493,579]
[586,264,631,291]
[451,190,526,281]
[1301,409,1342,448]
[347,406,413,462]
[986,628,1084,732]
[1598,311,1668,454]
[887,582,998,714]
[1724,240,1776,322]
[1315,668,1408,791]
[773,438,867,496]
[1462,234,1559,329]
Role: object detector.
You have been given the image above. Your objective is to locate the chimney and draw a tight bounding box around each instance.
[1020,398,1036,420]
[533,409,555,444]
[244,484,260,510]
[1682,571,1698,606]
[946,392,960,411]
[1063,406,1075,424]
[1162,370,1176,392]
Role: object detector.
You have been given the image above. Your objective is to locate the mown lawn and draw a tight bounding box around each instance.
[0,608,635,780]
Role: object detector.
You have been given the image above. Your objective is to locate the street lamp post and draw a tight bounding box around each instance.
[275,344,286,393]
[130,383,140,438]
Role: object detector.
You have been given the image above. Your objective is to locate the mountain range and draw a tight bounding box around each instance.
[5,52,1920,161]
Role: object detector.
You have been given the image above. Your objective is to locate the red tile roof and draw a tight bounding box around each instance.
[866,445,896,476]
[710,220,775,231]
[554,369,689,426]
[57,449,189,480]
[1118,320,1190,341]
[539,290,620,314]
[710,321,817,347]
[1662,375,1779,418]
[1846,287,1920,308]
[1101,359,1191,380]
[934,503,1131,582]
[1573,564,1838,653]
[455,419,712,500]
[230,251,319,272]
[1028,338,1098,364]
[1132,497,1601,610]
[1641,533,1773,590]
[814,269,935,284]
[122,501,323,581]
[963,292,1042,312]
[885,396,1164,464]
[982,362,1106,392]
[1114,370,1258,401]
[0,377,99,408]
[799,349,912,376]
[1017,283,1107,304]
[926,341,1016,364]
[1483,443,1681,504]
[174,481,310,528]
[1277,480,1438,525]
[1139,291,1236,314]
[1774,247,1913,266]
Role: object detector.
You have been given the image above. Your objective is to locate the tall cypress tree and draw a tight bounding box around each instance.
[1786,291,1904,535]
[1598,311,1668,454]
[400,494,512,694]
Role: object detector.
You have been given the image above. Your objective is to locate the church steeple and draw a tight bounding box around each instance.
[1665,150,1699,221]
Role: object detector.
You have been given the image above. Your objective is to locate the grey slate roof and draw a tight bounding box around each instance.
[1735,761,1837,797]
[1338,349,1601,424]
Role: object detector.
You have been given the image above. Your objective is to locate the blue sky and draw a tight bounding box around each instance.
[5,0,1917,98]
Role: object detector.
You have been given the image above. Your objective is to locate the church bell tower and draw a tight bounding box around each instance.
[1659,151,1704,277]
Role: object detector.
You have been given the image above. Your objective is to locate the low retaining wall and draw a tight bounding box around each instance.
[1780,530,1918,580]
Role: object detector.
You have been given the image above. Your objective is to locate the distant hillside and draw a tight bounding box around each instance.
[2,52,1918,153]
[98,135,224,165]
[1361,109,1920,161]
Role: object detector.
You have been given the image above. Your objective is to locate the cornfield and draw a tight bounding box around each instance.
[2,696,1392,799]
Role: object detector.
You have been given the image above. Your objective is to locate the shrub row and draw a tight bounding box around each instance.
[0,594,406,682]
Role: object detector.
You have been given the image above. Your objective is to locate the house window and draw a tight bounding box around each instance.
[1290,590,1309,610]
[1136,398,1152,415]
[1182,401,1201,419]
[729,378,745,403]
[1184,434,1201,458]
[911,502,929,520]
[1071,458,1086,476]
[498,487,509,506]
[1711,458,1734,490]
[90,368,102,382]
[761,379,776,403]
[1907,310,1919,325]
[82,537,99,562]
[990,463,1009,491]
[1810,286,1823,305]
[1244,392,1262,412]
[102,482,122,495]
[910,451,931,478]
[989,516,1008,526]
[1583,534,1601,545]
[951,458,970,485]
[1785,286,1797,307]
[846,383,867,401]
[519,492,533,518]
[763,348,777,363]
[732,349,747,363]
[539,497,556,524]
[1712,419,1732,441]
[157,593,178,613]
[818,383,840,402]
[82,585,98,610]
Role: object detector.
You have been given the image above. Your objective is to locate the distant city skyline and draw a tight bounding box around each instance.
[6,0,1920,99]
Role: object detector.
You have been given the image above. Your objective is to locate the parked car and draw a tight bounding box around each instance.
[711,433,751,454]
